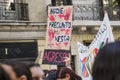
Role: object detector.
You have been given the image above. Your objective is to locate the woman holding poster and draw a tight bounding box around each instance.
[56,57,82,80]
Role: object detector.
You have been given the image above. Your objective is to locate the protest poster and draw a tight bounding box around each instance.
[45,6,73,50]
[42,6,73,65]
[42,49,70,65]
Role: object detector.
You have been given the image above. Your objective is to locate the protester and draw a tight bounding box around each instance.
[27,62,45,80]
[1,60,32,80]
[0,64,10,80]
[92,41,120,80]
[56,67,82,80]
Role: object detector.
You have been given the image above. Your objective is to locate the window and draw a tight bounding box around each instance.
[83,40,91,46]
[51,0,72,6]
[0,0,29,20]
[51,0,56,6]
[3,0,15,10]
[19,3,29,20]
[99,0,120,20]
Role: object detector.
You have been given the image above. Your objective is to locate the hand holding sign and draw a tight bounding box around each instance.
[63,56,72,69]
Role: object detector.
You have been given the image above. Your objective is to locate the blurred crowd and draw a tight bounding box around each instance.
[1,41,120,80]
[0,57,82,80]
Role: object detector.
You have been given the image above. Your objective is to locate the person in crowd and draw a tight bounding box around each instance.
[0,64,10,80]
[27,62,45,80]
[45,69,57,80]
[1,60,32,80]
[92,41,120,80]
[56,67,82,80]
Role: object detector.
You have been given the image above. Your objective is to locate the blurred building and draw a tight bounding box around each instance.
[0,0,46,65]
[0,0,120,75]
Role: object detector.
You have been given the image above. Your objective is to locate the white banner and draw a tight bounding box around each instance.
[78,13,114,80]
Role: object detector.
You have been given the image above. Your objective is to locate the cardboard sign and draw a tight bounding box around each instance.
[42,49,70,65]
[45,6,73,50]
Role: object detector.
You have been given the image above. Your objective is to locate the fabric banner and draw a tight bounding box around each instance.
[78,13,114,80]
[45,6,73,50]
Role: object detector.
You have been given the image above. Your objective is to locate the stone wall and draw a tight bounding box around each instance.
[26,0,46,22]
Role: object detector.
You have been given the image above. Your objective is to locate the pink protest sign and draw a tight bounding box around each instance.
[45,6,73,50]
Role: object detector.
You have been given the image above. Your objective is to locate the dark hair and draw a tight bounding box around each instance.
[2,60,32,80]
[45,69,57,80]
[0,64,10,80]
[57,67,82,80]
[92,41,120,80]
[24,61,45,79]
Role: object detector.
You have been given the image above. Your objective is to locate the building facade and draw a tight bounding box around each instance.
[0,0,47,65]
[0,0,120,76]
